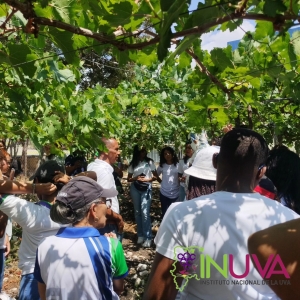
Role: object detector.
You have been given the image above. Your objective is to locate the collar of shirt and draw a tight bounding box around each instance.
[36,201,52,209]
[56,227,100,238]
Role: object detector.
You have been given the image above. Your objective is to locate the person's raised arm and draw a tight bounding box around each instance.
[143,252,183,300]
[248,219,300,300]
[53,171,97,184]
[0,180,56,195]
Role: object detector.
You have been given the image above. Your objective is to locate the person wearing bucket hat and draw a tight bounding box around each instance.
[184,145,220,200]
[34,177,128,300]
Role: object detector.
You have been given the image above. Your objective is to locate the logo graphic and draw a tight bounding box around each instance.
[171,246,290,292]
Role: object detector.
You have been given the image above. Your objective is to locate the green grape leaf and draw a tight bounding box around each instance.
[263,0,287,17]
[160,0,174,12]
[254,21,274,40]
[48,27,80,66]
[7,44,37,77]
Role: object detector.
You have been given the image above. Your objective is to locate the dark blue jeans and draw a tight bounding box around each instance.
[0,249,5,292]
[130,183,152,240]
[160,192,178,219]
[19,273,40,300]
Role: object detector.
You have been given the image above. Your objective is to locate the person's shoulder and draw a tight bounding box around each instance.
[0,194,27,206]
[38,234,59,249]
[88,160,108,170]
[146,158,155,166]
[164,201,194,218]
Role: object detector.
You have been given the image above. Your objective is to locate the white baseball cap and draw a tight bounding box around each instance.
[185,146,220,180]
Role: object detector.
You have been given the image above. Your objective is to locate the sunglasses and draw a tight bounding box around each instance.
[99,197,112,208]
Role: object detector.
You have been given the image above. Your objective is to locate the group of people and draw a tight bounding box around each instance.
[0,138,127,300]
[126,136,219,248]
[143,128,300,300]
[0,130,300,299]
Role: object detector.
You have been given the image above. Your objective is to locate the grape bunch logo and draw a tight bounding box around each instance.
[171,246,290,291]
[176,251,197,277]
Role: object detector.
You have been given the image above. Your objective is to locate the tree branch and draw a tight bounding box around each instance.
[185,48,230,95]
[0,27,22,35]
[3,0,33,19]
[146,29,232,95]
[0,7,18,29]
[2,0,299,51]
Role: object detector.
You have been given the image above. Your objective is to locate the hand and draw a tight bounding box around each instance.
[137,176,148,182]
[35,182,57,195]
[104,232,117,238]
[53,171,71,184]
[223,124,233,133]
[179,176,186,183]
[4,234,10,257]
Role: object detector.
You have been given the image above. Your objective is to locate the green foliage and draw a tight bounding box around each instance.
[0,0,299,152]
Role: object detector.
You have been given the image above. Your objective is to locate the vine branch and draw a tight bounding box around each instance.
[185,48,230,95]
[2,0,299,51]
[0,7,18,29]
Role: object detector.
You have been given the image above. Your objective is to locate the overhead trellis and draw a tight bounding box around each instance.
[0,0,300,151]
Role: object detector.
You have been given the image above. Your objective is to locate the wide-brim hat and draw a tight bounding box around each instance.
[185,146,220,181]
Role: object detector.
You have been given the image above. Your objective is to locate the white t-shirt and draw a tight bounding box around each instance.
[128,160,156,180]
[178,158,191,188]
[155,191,300,300]
[6,218,12,240]
[157,163,179,198]
[87,159,119,214]
[0,219,12,250]
[0,230,6,250]
[0,196,62,275]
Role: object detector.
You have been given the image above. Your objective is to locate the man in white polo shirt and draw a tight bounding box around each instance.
[87,138,124,240]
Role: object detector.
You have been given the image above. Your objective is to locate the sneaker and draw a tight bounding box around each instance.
[142,239,152,248]
[137,237,144,244]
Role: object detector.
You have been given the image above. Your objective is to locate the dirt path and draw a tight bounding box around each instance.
[3,181,162,300]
